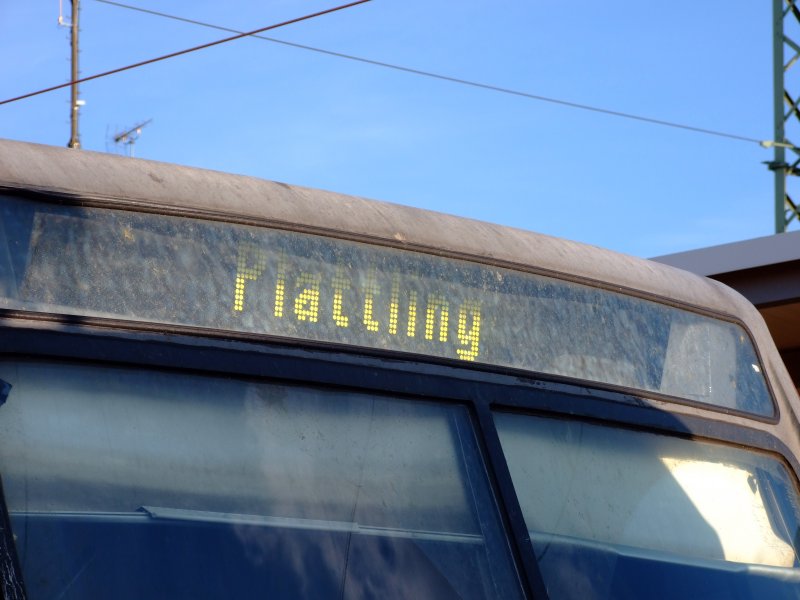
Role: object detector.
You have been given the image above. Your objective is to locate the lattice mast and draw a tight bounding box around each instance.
[771,0,800,232]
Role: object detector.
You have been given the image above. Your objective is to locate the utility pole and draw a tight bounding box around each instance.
[771,0,800,232]
[68,0,81,149]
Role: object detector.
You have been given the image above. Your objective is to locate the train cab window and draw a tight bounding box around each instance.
[0,360,522,600]
[494,412,800,600]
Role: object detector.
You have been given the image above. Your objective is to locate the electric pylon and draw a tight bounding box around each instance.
[771,0,800,232]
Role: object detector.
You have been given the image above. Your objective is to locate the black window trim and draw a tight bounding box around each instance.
[0,307,782,425]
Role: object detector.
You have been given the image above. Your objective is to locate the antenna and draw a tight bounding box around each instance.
[57,0,71,26]
[112,119,152,157]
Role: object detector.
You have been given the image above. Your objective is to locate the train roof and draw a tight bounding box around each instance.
[0,139,750,315]
[0,137,795,416]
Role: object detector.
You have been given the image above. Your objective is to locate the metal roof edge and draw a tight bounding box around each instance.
[0,138,746,319]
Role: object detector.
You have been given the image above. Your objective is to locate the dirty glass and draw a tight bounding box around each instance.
[0,360,521,599]
[0,194,773,416]
[495,412,800,599]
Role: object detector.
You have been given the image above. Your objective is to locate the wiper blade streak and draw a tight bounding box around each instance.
[138,506,484,544]
[11,508,484,545]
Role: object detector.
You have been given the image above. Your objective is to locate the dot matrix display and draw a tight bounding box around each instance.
[0,194,776,417]
[231,241,483,362]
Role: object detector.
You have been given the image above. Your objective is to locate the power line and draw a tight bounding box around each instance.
[0,0,371,107]
[94,0,763,146]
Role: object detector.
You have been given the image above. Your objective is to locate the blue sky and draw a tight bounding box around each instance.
[0,1,791,257]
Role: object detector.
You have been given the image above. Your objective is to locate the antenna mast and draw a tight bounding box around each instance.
[60,0,82,148]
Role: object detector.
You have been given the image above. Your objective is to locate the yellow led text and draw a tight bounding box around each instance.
[456,300,481,361]
[233,243,267,312]
[332,267,350,327]
[363,268,380,332]
[274,256,286,317]
[425,294,449,342]
[231,242,481,361]
[294,273,321,322]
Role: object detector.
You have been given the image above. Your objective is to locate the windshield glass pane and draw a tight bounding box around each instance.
[0,361,521,599]
[0,195,773,416]
[495,412,800,600]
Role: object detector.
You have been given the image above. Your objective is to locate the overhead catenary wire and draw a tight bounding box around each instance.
[0,0,371,107]
[90,0,765,146]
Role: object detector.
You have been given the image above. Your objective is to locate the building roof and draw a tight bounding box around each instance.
[653,230,800,278]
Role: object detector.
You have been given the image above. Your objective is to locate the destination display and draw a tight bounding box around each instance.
[0,195,774,416]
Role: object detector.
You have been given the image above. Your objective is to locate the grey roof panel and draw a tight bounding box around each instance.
[653,230,800,277]
[0,139,750,318]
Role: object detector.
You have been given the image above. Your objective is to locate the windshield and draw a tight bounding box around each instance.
[0,360,521,599]
[495,412,800,599]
